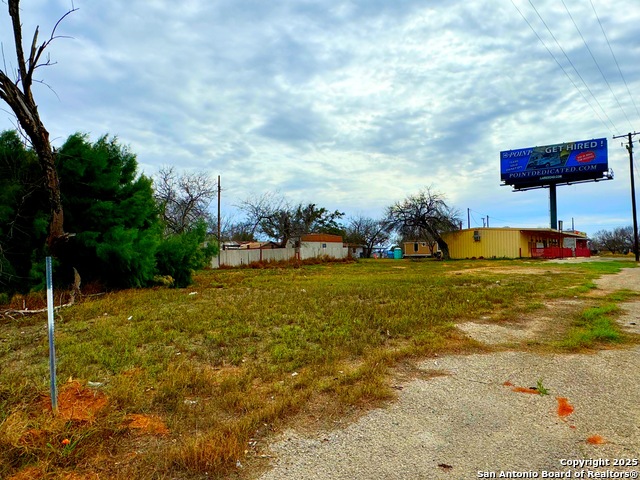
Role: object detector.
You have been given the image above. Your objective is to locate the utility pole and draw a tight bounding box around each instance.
[217,175,221,267]
[613,132,639,262]
[467,208,470,230]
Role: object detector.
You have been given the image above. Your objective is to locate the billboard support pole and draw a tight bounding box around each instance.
[549,184,558,230]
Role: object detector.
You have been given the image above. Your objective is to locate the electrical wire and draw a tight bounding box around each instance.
[509,0,615,136]
[468,209,533,228]
[527,0,619,134]
[469,211,480,228]
[589,0,640,126]
[561,0,633,131]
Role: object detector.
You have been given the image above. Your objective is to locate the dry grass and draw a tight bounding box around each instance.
[0,257,636,479]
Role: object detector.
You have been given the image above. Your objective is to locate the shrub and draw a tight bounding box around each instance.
[156,221,218,287]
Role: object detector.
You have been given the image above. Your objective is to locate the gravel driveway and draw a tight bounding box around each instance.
[258,263,640,480]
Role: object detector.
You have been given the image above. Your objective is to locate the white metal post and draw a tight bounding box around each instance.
[46,256,58,413]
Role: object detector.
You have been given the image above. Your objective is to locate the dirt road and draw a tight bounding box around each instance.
[258,264,640,480]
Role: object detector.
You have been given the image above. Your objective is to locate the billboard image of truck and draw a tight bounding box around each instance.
[500,138,609,189]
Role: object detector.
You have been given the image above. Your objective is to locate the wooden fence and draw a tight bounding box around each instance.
[211,243,349,268]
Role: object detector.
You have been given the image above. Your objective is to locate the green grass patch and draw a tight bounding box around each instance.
[0,257,637,479]
[557,303,624,350]
[604,289,640,303]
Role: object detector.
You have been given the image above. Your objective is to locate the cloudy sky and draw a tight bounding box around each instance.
[2,0,640,236]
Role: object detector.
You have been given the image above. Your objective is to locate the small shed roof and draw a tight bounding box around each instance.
[301,233,344,243]
[238,241,280,249]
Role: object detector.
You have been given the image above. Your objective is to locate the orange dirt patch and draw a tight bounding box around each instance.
[503,381,540,394]
[512,386,540,394]
[556,397,574,417]
[125,414,170,436]
[586,434,607,445]
[45,381,108,422]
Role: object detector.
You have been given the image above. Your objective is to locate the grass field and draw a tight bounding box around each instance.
[0,257,637,479]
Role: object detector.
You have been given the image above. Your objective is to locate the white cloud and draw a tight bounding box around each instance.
[0,0,638,235]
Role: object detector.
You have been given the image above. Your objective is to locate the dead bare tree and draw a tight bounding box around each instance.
[345,215,391,258]
[240,193,344,247]
[0,0,77,252]
[386,187,460,260]
[154,166,217,235]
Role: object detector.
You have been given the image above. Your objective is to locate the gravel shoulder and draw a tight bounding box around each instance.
[257,263,640,480]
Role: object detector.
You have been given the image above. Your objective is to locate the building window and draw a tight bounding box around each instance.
[414,242,419,252]
[322,243,327,249]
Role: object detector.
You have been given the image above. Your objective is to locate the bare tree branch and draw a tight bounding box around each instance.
[345,215,390,258]
[154,166,217,235]
[386,187,460,260]
[240,193,344,247]
[0,1,77,252]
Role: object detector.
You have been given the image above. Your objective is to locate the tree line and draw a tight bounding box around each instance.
[0,125,463,296]
[590,226,638,255]
[225,189,461,259]
[0,131,216,295]
[0,1,462,297]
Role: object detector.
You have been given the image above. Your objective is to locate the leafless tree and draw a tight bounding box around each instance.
[386,188,460,260]
[345,215,390,258]
[219,215,256,243]
[0,1,77,252]
[240,193,344,247]
[154,166,217,235]
[591,226,635,254]
[238,191,288,239]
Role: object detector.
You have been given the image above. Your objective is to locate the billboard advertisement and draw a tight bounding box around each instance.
[500,138,609,188]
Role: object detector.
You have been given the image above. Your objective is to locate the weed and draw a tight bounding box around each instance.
[536,378,549,396]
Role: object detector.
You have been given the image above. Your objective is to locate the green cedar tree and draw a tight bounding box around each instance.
[0,131,49,293]
[57,133,161,288]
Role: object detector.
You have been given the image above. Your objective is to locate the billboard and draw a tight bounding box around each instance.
[500,138,609,189]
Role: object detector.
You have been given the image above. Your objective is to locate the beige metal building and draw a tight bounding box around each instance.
[404,228,590,259]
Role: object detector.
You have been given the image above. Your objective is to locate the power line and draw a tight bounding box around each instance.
[589,0,640,126]
[527,0,619,133]
[509,0,615,136]
[561,0,633,131]
[468,209,532,228]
